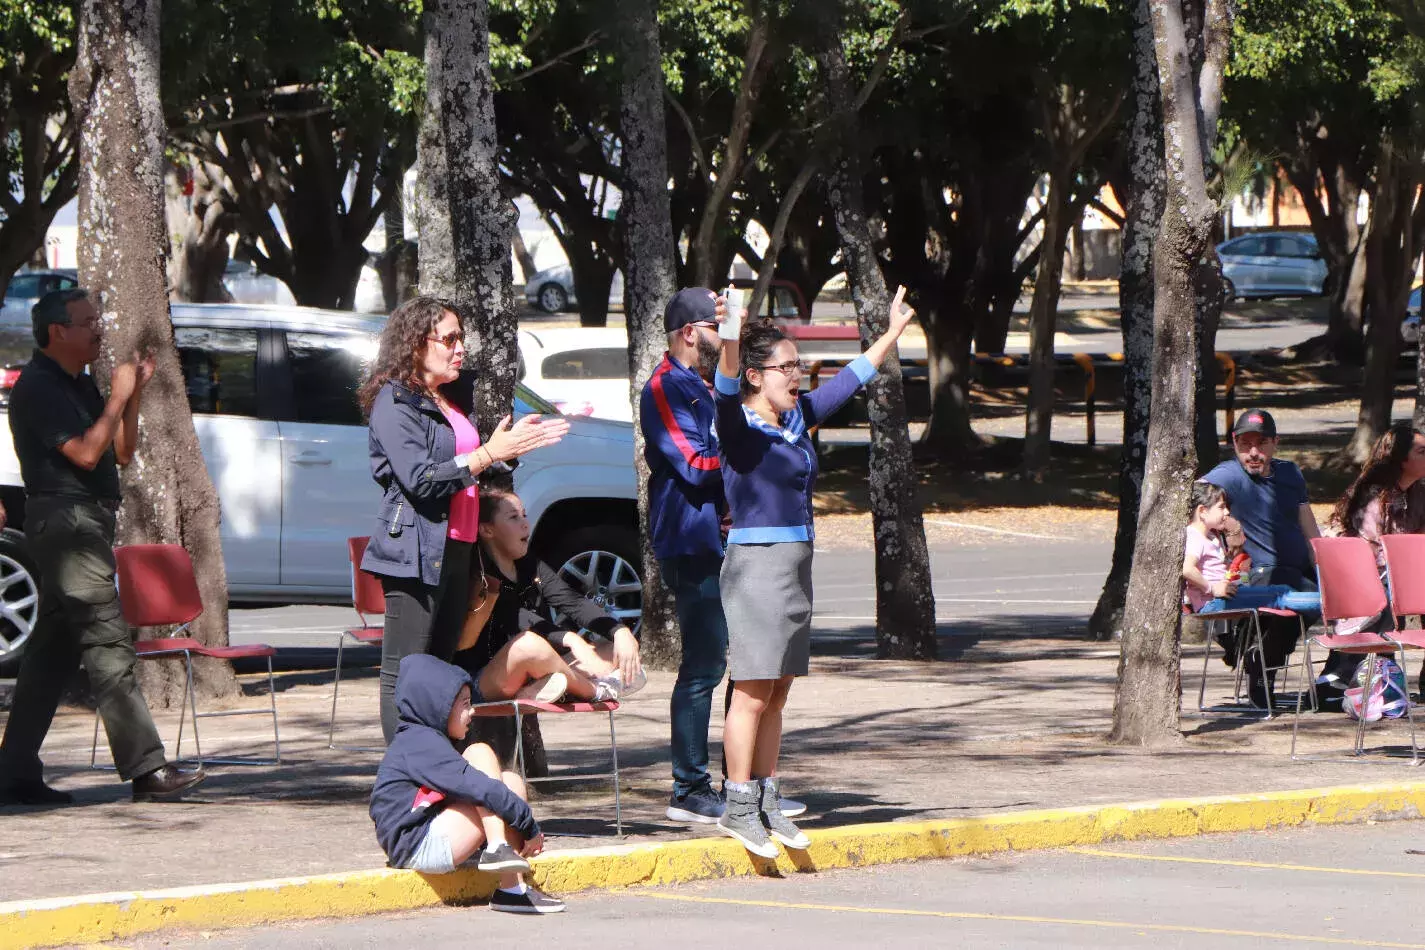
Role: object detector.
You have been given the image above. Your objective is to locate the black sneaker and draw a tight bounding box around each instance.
[666,784,724,824]
[491,885,565,914]
[476,842,531,874]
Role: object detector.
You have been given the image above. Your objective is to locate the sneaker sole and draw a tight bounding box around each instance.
[779,800,807,818]
[666,805,722,824]
[768,828,811,850]
[716,820,781,859]
[477,857,532,873]
[491,899,566,914]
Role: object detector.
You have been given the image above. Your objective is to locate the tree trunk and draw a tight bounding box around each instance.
[815,8,936,660]
[568,250,614,328]
[922,304,979,454]
[377,181,419,313]
[167,160,235,303]
[415,0,520,434]
[1193,243,1225,466]
[72,0,236,706]
[1089,0,1163,641]
[511,226,538,286]
[1110,0,1225,746]
[616,0,680,669]
[1347,136,1417,462]
[1023,169,1069,478]
[417,0,541,769]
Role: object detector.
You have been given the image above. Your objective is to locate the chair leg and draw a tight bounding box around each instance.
[1291,639,1316,760]
[1357,654,1379,756]
[607,709,622,837]
[267,655,281,765]
[513,704,528,786]
[1197,621,1214,714]
[328,634,347,749]
[183,652,203,767]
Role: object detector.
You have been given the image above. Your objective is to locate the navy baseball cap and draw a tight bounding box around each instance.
[663,287,718,333]
[1233,409,1277,438]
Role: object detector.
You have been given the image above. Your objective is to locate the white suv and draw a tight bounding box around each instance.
[0,304,643,674]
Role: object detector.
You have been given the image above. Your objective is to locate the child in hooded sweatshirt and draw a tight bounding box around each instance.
[369,653,564,914]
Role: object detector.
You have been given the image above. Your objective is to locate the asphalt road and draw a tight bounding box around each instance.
[108,820,1425,948]
[227,536,1112,662]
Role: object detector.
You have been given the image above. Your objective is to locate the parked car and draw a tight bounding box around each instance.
[519,327,634,422]
[525,266,625,314]
[0,303,642,674]
[0,270,79,364]
[1217,231,1328,300]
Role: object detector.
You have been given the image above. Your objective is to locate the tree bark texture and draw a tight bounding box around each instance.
[415,0,520,433]
[1090,0,1163,641]
[1349,134,1419,461]
[615,0,681,669]
[816,11,937,660]
[1111,0,1225,746]
[167,160,235,303]
[1022,170,1069,477]
[72,0,236,706]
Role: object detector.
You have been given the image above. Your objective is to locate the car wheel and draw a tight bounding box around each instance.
[0,530,40,677]
[536,283,569,314]
[548,526,643,634]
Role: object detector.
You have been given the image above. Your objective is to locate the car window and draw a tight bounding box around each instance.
[540,347,628,381]
[175,327,260,417]
[1227,237,1267,257]
[285,331,369,426]
[6,275,39,299]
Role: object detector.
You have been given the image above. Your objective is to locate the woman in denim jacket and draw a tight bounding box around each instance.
[359,296,568,742]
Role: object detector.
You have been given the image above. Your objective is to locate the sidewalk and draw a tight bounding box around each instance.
[1,628,1419,906]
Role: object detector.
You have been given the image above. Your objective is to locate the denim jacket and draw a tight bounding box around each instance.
[361,372,480,586]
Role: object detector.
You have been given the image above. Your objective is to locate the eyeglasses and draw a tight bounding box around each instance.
[426,331,464,349]
[757,360,806,376]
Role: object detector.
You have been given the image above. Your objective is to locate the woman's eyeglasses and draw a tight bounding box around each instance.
[426,330,464,349]
[757,360,806,376]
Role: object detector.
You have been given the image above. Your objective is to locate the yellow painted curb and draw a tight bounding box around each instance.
[6,779,1425,948]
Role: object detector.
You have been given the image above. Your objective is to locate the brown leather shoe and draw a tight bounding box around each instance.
[132,764,206,802]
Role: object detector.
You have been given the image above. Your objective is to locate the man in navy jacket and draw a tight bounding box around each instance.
[640,288,730,822]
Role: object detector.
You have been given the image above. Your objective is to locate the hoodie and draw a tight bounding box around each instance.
[369,654,539,867]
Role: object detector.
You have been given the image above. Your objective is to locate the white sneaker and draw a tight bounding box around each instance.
[592,677,620,702]
[602,669,647,697]
[516,672,568,702]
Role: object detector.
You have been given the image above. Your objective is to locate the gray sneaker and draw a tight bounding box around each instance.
[759,777,810,850]
[476,842,531,874]
[716,780,780,858]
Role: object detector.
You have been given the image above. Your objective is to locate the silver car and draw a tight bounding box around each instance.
[1217,232,1328,299]
[524,266,624,314]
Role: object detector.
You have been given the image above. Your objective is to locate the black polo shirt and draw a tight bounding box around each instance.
[8,349,121,503]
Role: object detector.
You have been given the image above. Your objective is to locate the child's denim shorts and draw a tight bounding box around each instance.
[405,819,457,873]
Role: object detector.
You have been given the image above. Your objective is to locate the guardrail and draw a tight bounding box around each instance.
[800,335,1238,446]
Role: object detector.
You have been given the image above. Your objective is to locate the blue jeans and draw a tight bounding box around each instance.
[661,554,728,798]
[1200,585,1321,616]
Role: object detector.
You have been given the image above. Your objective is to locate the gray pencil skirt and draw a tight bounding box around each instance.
[721,541,815,679]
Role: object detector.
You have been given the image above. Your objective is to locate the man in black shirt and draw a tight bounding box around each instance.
[0,288,205,804]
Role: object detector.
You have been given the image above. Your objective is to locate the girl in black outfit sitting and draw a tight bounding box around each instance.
[451,484,645,704]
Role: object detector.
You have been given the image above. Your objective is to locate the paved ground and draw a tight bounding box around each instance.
[100,820,1425,949]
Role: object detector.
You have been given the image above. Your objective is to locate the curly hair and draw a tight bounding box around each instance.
[1331,422,1423,536]
[738,319,793,398]
[357,295,462,416]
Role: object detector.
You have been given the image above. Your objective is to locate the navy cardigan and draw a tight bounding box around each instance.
[713,355,876,544]
[362,372,480,587]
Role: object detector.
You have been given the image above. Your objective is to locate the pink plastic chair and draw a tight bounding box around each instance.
[1292,537,1418,763]
[328,536,386,750]
[92,544,281,768]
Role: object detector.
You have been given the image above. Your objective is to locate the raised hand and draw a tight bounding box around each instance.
[135,349,157,390]
[110,359,139,403]
[888,285,916,337]
[611,627,642,687]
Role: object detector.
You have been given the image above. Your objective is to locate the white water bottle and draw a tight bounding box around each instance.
[719,285,743,340]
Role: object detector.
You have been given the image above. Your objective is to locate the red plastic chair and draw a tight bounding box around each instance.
[1292,537,1418,763]
[1192,603,1305,719]
[92,544,281,768]
[329,536,385,750]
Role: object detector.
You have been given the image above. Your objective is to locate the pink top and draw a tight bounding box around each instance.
[440,405,481,542]
[1183,526,1227,612]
